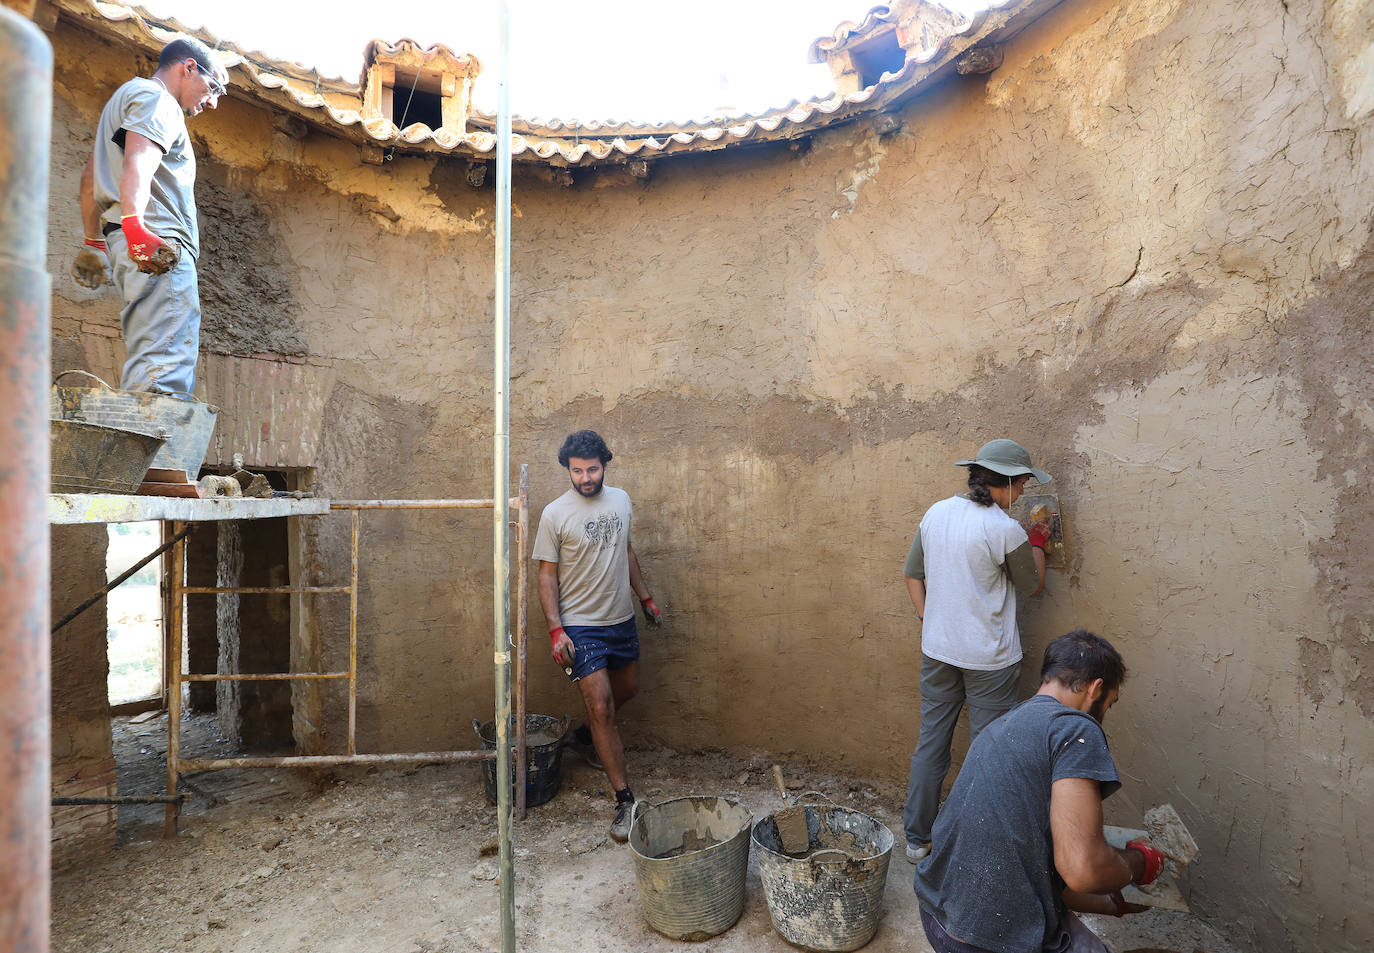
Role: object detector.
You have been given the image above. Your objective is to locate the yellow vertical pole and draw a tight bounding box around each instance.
[349,509,359,756]
[164,521,186,836]
[515,465,529,819]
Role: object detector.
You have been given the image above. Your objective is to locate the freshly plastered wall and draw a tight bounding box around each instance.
[44,0,1372,949]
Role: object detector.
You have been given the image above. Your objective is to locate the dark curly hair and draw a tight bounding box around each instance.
[967,464,1015,507]
[1041,629,1127,693]
[557,430,612,467]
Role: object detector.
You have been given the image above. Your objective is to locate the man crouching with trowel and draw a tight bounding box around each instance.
[914,630,1167,953]
[74,37,226,395]
[532,430,663,842]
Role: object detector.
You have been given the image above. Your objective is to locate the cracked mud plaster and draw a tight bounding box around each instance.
[832,129,899,218]
[195,159,307,356]
[1278,223,1374,718]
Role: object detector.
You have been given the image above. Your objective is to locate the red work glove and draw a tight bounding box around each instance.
[1126,837,1166,886]
[640,596,662,626]
[71,238,109,289]
[120,214,173,274]
[549,627,574,667]
[1027,520,1052,551]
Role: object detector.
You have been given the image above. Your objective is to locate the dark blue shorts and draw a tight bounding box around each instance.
[565,617,639,682]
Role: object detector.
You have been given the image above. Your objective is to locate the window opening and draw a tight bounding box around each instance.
[852,30,907,88]
[395,76,444,131]
[106,521,163,705]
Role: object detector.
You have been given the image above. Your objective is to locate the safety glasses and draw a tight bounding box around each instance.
[189,59,225,98]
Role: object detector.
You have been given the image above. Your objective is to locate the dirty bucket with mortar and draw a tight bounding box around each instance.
[51,370,218,476]
[473,714,568,808]
[629,795,753,941]
[752,803,894,952]
[50,419,167,494]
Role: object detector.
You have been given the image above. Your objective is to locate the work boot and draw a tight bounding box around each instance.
[610,797,636,842]
[906,841,931,863]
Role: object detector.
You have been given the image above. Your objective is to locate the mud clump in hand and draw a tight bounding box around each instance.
[137,242,181,275]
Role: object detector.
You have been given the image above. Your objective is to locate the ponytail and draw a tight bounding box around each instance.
[967,465,1010,507]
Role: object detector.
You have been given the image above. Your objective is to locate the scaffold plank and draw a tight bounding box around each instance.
[48,493,330,525]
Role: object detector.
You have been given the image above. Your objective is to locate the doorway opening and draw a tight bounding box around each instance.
[106,521,163,707]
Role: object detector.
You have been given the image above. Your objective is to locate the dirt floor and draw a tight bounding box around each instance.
[52,715,1250,953]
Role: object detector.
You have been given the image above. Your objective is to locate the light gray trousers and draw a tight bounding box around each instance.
[108,230,202,395]
[903,654,1021,847]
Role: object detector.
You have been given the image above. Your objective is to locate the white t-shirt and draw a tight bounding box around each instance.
[531,486,635,627]
[916,495,1029,670]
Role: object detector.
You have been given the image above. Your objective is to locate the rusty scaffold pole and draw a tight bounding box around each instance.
[492,2,516,950]
[0,9,53,953]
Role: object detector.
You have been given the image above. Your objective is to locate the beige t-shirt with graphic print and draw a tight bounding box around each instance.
[532,486,635,627]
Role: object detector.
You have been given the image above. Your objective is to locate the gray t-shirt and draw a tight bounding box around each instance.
[531,486,635,627]
[904,495,1034,670]
[914,694,1121,953]
[92,77,200,260]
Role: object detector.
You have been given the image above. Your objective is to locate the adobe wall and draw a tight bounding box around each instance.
[48,524,116,869]
[43,0,1372,949]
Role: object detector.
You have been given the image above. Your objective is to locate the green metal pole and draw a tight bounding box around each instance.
[492,3,515,952]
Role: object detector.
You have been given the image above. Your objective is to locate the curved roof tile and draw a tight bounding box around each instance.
[59,0,1064,167]
[807,5,902,62]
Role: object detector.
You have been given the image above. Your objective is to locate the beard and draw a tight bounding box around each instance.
[573,474,603,498]
[1088,695,1109,724]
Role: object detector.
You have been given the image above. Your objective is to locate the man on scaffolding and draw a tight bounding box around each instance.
[73,36,227,395]
[533,430,662,841]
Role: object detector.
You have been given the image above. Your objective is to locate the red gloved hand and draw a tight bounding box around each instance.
[121,214,173,274]
[640,596,662,626]
[549,627,574,667]
[1126,837,1166,886]
[71,238,109,289]
[1027,520,1052,551]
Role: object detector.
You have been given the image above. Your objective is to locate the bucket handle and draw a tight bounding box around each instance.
[794,790,837,806]
[53,369,115,390]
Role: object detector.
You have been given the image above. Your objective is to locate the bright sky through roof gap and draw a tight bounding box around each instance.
[137,0,994,122]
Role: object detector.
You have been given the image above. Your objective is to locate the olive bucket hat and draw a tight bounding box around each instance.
[955,439,1052,484]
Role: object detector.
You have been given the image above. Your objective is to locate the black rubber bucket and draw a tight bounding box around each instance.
[473,714,569,807]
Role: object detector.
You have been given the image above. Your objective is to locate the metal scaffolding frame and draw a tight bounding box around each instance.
[160,471,532,835]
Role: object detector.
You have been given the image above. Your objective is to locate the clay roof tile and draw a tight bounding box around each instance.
[58,0,1064,168]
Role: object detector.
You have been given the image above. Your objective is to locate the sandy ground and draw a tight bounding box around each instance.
[53,717,1250,953]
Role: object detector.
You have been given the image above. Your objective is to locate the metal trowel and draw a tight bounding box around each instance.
[1103,803,1200,913]
[1009,489,1067,569]
[772,764,809,855]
